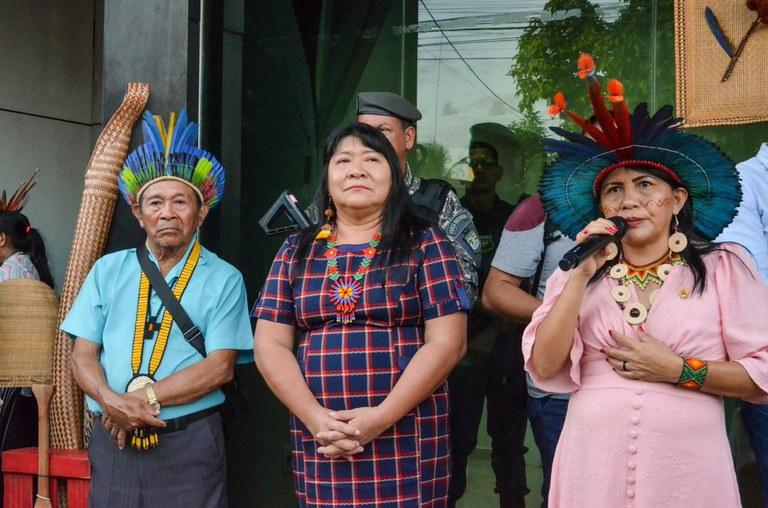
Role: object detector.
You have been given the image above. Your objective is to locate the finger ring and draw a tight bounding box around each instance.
[622,360,628,371]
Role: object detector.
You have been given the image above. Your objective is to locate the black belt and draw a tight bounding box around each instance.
[156,405,221,435]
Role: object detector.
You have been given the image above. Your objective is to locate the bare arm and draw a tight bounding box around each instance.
[531,218,618,378]
[481,267,542,323]
[253,319,361,451]
[253,320,324,427]
[531,271,590,378]
[151,349,237,406]
[381,312,466,420]
[71,338,164,430]
[700,362,763,398]
[606,330,765,399]
[324,312,467,448]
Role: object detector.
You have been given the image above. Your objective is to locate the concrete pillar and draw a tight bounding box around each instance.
[101,0,191,252]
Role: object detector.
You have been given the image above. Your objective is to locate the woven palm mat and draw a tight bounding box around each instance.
[50,83,149,450]
[675,0,768,127]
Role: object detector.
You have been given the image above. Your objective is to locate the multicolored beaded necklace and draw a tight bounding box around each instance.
[622,252,684,289]
[325,232,381,324]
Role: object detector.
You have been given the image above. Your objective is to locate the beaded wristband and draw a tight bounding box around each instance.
[678,357,708,390]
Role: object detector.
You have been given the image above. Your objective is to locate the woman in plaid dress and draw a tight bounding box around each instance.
[253,123,469,507]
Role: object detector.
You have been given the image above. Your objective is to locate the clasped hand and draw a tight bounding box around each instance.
[310,406,390,461]
[100,389,165,449]
[603,328,683,383]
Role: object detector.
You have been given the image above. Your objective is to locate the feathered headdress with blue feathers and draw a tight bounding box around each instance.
[119,109,225,208]
[540,53,740,241]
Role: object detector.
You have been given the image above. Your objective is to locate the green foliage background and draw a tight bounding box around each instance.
[509,0,765,165]
[510,0,674,122]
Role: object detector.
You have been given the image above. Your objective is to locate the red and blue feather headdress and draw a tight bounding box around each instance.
[540,53,740,241]
[0,171,37,213]
[119,109,225,208]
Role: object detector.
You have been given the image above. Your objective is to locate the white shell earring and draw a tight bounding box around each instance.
[668,214,688,253]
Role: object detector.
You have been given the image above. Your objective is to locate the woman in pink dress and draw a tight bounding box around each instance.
[523,54,768,507]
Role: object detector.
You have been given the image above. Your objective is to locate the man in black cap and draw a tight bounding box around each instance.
[357,91,480,303]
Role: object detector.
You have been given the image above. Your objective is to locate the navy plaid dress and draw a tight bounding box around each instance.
[253,226,468,507]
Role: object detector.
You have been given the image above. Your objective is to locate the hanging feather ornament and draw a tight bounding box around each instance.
[705,7,734,58]
[718,1,768,81]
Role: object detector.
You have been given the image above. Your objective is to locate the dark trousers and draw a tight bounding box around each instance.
[527,396,568,508]
[88,411,227,508]
[448,334,528,508]
[742,401,768,508]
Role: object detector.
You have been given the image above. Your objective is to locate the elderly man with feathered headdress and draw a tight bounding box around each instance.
[61,110,253,507]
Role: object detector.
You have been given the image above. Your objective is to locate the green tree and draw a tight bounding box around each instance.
[411,141,451,180]
[507,109,550,200]
[601,0,675,110]
[509,0,610,118]
[510,0,675,121]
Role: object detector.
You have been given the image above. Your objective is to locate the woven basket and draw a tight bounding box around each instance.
[675,0,768,127]
[0,279,59,387]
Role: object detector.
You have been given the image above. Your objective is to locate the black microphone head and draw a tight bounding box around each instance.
[607,216,628,237]
[558,252,579,271]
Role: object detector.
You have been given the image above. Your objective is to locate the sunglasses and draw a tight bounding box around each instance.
[469,158,498,169]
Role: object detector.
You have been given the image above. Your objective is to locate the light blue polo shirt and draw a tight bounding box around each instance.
[61,239,253,420]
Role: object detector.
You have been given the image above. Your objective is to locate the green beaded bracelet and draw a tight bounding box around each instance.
[678,357,708,390]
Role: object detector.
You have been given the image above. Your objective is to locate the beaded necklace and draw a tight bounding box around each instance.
[622,252,684,289]
[128,240,200,450]
[609,251,685,325]
[325,232,381,324]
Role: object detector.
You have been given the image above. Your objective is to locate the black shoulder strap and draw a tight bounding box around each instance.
[136,245,207,358]
[528,216,561,297]
[543,216,558,246]
[410,179,453,224]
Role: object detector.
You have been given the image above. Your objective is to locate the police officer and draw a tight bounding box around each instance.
[448,123,528,508]
[357,91,480,303]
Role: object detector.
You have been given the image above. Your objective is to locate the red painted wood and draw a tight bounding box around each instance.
[68,479,90,506]
[2,448,90,507]
[3,473,34,508]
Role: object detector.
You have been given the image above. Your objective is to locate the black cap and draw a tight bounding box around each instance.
[469,122,519,169]
[357,92,422,125]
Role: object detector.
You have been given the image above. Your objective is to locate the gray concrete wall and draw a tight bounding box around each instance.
[102,0,188,121]
[102,0,191,253]
[0,0,98,288]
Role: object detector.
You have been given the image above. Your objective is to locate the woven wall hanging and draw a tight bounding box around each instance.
[675,0,768,127]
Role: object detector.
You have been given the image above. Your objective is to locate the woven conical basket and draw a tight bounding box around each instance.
[0,279,59,387]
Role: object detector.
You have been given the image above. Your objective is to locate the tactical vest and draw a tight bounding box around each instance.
[409,179,454,225]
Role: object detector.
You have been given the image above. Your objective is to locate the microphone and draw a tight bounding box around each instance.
[558,216,628,271]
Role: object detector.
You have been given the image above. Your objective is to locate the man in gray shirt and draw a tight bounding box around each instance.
[482,192,574,508]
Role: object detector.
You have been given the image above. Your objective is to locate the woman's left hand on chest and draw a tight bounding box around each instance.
[603,328,684,384]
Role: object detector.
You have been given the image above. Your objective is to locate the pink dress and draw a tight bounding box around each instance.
[522,245,768,508]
